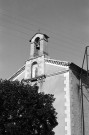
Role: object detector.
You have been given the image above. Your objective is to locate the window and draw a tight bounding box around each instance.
[31,61,38,78]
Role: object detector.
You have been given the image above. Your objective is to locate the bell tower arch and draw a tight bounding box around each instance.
[29,33,49,58]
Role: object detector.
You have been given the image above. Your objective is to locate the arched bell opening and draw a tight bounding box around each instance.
[35,37,40,50]
[29,33,49,58]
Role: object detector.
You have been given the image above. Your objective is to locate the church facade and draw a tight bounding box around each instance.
[9,33,89,135]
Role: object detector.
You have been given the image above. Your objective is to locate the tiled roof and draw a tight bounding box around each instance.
[45,58,70,66]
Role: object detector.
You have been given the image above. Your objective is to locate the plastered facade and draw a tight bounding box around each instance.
[9,59,72,135]
[81,76,89,135]
[69,70,82,135]
[10,59,89,135]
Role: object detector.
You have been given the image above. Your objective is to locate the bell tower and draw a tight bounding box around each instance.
[25,33,49,81]
[29,33,49,58]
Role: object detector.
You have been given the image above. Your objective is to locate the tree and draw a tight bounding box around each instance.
[0,79,58,135]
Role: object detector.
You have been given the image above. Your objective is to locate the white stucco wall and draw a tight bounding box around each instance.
[38,63,70,135]
[10,60,71,135]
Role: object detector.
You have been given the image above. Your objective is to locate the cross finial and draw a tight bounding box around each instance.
[38,29,40,33]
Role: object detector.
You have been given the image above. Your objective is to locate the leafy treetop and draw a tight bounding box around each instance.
[0,79,58,135]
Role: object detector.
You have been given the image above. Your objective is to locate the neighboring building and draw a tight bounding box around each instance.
[9,33,89,135]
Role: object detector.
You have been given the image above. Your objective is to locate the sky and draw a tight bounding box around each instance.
[0,0,89,79]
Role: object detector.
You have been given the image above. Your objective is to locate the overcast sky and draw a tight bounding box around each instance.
[0,0,89,79]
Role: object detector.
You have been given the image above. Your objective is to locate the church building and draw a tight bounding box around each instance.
[9,33,89,135]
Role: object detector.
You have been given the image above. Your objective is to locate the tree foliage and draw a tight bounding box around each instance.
[0,79,58,135]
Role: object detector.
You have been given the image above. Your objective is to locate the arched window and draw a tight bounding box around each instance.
[31,61,38,78]
[35,37,40,50]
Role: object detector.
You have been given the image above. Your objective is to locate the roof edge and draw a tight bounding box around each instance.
[8,58,70,81]
[9,58,88,81]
